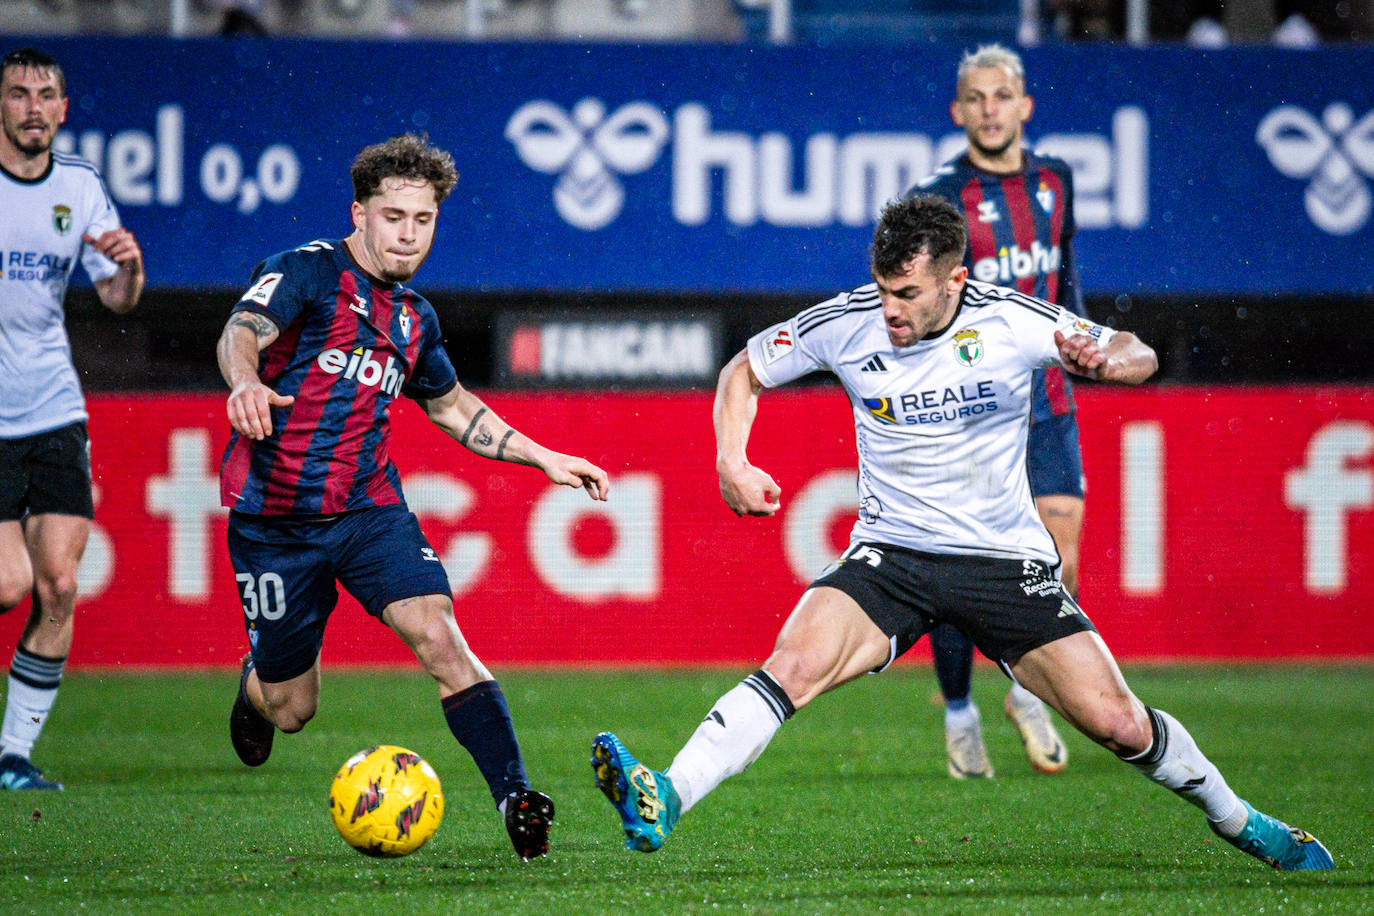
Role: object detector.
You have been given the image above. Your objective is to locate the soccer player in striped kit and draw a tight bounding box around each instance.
[218,134,609,860]
[904,43,1080,780]
[0,47,144,791]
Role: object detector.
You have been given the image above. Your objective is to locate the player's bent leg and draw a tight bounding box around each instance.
[1012,633,1333,870]
[591,587,891,852]
[0,521,34,611]
[385,595,554,859]
[382,594,493,696]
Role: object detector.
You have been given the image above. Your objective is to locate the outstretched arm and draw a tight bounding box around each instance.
[420,384,609,501]
[1056,330,1158,385]
[88,227,144,314]
[714,349,782,517]
[218,310,294,440]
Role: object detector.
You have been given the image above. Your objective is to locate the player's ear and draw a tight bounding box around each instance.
[949,98,965,128]
[946,264,968,293]
[1020,93,1034,125]
[350,199,366,231]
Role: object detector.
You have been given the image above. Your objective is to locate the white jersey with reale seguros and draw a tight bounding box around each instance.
[0,152,122,438]
[746,279,1116,566]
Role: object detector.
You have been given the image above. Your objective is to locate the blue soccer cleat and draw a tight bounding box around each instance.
[1212,800,1334,871]
[590,731,680,852]
[0,754,63,791]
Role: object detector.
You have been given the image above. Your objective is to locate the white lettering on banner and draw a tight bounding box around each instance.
[1037,107,1149,230]
[52,104,300,215]
[146,429,227,599]
[1121,422,1164,594]
[528,473,660,599]
[1284,421,1373,594]
[512,98,1146,231]
[403,473,492,596]
[783,470,858,582]
[537,321,713,380]
[75,483,113,598]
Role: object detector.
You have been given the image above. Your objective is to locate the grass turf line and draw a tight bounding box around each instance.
[0,664,1368,914]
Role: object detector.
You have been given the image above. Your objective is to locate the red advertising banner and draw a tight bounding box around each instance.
[1,387,1369,668]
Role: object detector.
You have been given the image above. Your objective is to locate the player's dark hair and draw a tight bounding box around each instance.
[1,47,65,95]
[350,134,458,205]
[870,195,967,279]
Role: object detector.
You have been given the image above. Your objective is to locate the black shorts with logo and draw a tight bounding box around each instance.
[0,421,94,521]
[811,541,1097,669]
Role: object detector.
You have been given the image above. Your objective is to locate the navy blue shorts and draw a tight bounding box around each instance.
[226,505,452,683]
[1027,410,1085,499]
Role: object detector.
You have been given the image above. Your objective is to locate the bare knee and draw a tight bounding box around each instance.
[34,572,79,619]
[1079,698,1151,756]
[761,648,830,711]
[264,695,317,733]
[0,574,32,612]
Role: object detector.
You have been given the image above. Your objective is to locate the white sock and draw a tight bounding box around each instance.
[2,649,66,759]
[666,670,794,814]
[944,701,979,731]
[1121,706,1245,835]
[1007,680,1039,709]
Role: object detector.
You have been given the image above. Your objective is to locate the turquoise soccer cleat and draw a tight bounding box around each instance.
[1213,800,1334,871]
[0,754,62,791]
[591,731,681,852]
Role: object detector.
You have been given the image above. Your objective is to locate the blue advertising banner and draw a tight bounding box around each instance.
[12,37,1374,295]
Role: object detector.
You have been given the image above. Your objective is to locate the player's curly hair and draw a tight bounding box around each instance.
[870,195,967,280]
[350,134,459,205]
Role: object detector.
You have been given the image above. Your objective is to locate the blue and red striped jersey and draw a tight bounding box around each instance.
[908,149,1083,420]
[219,238,458,516]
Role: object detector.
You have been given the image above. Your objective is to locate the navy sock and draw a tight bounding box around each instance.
[930,624,974,702]
[441,680,528,806]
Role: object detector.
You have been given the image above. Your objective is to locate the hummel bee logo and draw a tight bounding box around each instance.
[861,354,888,373]
[421,547,439,562]
[349,293,369,317]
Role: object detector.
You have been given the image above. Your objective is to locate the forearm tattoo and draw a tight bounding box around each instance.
[495,429,515,461]
[473,427,494,448]
[459,407,489,447]
[229,311,278,340]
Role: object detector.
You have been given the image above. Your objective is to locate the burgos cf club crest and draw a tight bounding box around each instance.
[52,205,72,234]
[952,329,984,367]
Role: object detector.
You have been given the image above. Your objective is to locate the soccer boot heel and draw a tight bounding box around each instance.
[505,788,555,860]
[229,654,275,766]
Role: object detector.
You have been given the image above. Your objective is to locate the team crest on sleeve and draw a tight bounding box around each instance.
[762,323,796,364]
[241,272,284,306]
[952,329,984,367]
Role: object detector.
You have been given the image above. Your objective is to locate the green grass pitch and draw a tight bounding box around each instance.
[1,664,1370,914]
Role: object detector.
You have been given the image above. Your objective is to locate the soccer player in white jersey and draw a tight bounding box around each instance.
[590,196,1333,872]
[0,47,144,790]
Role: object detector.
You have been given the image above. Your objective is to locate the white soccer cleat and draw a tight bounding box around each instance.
[1004,691,1068,774]
[945,709,994,779]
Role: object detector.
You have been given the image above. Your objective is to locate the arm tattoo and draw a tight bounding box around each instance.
[473,426,494,448]
[459,407,489,447]
[495,429,515,462]
[229,311,278,340]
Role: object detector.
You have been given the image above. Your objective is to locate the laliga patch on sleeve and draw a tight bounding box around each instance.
[762,323,796,364]
[1070,317,1104,340]
[241,272,284,307]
